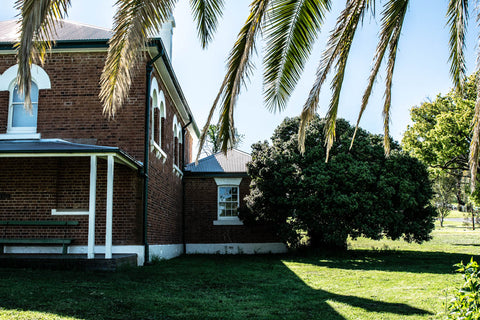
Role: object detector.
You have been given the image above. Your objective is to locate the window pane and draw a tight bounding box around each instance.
[219,187,232,202]
[12,83,38,103]
[12,103,37,127]
[226,202,237,210]
[218,203,226,217]
[231,190,238,202]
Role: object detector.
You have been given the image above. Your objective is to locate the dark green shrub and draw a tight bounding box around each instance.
[243,116,436,249]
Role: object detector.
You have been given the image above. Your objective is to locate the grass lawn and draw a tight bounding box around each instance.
[0,229,479,320]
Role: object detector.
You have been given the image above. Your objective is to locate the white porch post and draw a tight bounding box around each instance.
[105,155,114,259]
[88,155,97,259]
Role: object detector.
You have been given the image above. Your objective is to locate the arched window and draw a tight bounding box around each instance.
[159,98,166,150]
[0,64,50,138]
[173,122,179,166]
[178,123,183,167]
[150,78,167,161]
[171,115,183,177]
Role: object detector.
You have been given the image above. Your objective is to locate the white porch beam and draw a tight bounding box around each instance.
[88,155,97,259]
[105,155,114,259]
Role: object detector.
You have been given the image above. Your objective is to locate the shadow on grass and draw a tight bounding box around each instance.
[0,251,447,320]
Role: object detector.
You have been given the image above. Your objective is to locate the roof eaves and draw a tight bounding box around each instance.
[149,40,200,138]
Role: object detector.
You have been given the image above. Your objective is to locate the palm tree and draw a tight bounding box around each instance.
[14,0,479,187]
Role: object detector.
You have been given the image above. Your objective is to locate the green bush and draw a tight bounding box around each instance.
[243,116,436,249]
[447,258,480,319]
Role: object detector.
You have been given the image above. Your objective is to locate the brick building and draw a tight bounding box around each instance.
[0,20,286,266]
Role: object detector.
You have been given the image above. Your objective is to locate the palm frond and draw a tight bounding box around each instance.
[190,0,224,48]
[196,0,269,162]
[298,0,369,153]
[469,6,480,192]
[100,0,176,118]
[350,0,405,149]
[298,0,368,156]
[469,71,480,190]
[382,0,408,154]
[351,0,408,152]
[263,0,331,112]
[447,0,468,93]
[15,0,71,111]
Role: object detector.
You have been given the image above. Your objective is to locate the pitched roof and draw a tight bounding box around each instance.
[185,149,251,173]
[0,19,112,43]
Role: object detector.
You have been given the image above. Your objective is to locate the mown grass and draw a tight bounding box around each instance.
[0,228,479,320]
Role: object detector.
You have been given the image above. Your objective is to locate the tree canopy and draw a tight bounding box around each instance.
[242,116,436,249]
[402,74,476,175]
[202,124,244,156]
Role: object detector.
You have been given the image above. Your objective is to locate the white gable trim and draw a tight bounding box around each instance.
[0,64,51,90]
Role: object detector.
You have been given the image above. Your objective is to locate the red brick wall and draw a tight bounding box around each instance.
[0,53,146,159]
[0,157,142,245]
[0,51,195,247]
[184,176,280,244]
[146,70,190,245]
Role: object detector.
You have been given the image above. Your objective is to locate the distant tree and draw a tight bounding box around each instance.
[402,74,475,175]
[432,173,457,227]
[402,74,477,207]
[243,116,436,249]
[202,124,244,156]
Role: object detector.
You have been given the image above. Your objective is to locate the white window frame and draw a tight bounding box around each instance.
[213,177,243,226]
[0,64,51,140]
[7,81,39,134]
[172,115,183,177]
[150,78,167,162]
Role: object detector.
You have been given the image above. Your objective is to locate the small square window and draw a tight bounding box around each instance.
[218,186,239,218]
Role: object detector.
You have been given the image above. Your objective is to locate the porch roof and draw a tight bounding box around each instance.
[0,139,141,169]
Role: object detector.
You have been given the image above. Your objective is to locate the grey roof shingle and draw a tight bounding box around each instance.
[0,19,113,43]
[185,149,251,173]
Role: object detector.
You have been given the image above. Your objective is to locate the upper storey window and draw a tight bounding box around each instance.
[0,64,51,139]
[9,82,39,133]
[150,78,167,162]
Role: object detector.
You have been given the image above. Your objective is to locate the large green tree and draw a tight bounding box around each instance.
[243,116,436,249]
[13,0,480,186]
[402,74,477,207]
[402,74,476,176]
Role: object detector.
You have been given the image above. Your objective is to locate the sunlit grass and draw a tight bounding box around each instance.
[0,309,80,320]
[0,227,478,319]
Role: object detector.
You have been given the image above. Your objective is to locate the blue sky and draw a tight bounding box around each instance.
[1,1,478,152]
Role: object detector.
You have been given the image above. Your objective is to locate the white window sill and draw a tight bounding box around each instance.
[150,141,167,163]
[0,133,41,140]
[213,219,244,226]
[51,209,89,216]
[173,164,183,177]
